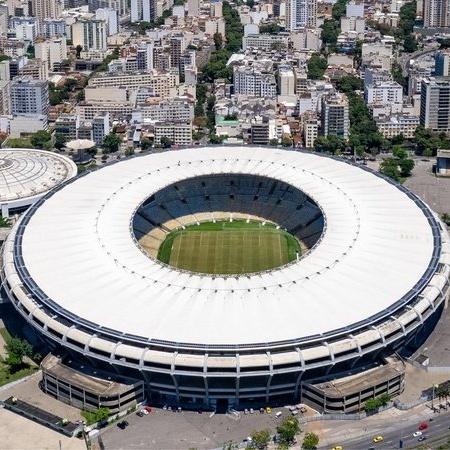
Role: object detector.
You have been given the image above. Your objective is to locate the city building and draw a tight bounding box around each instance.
[286,0,317,30]
[365,81,403,113]
[35,38,67,72]
[423,0,450,27]
[92,112,110,145]
[436,149,450,177]
[10,77,49,117]
[375,114,420,138]
[131,0,155,23]
[420,76,450,133]
[55,113,79,140]
[154,121,192,146]
[435,51,450,76]
[0,81,10,115]
[321,93,349,139]
[32,0,63,22]
[303,113,319,148]
[233,64,277,98]
[72,19,108,52]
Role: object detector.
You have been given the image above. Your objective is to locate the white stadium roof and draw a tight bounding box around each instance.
[19,147,441,346]
[0,148,77,203]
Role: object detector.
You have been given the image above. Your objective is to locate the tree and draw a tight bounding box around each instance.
[213,33,223,51]
[54,133,67,150]
[30,130,52,149]
[441,213,450,226]
[281,136,293,147]
[302,432,319,450]
[160,136,173,148]
[75,45,83,58]
[141,137,153,150]
[380,157,401,181]
[321,19,339,47]
[259,22,280,34]
[81,407,111,425]
[277,417,300,445]
[102,133,121,153]
[314,135,345,154]
[307,54,327,80]
[269,138,278,146]
[403,34,418,53]
[250,429,270,449]
[5,336,33,371]
[336,75,363,94]
[26,44,35,59]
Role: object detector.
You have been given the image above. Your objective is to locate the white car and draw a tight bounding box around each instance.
[140,409,149,415]
[413,431,422,437]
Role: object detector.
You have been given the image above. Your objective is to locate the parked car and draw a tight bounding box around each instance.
[143,406,152,413]
[140,409,149,415]
[117,420,129,429]
[418,422,428,430]
[373,435,384,443]
[413,431,422,437]
[136,411,144,417]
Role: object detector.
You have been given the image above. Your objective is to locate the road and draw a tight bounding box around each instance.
[331,410,450,449]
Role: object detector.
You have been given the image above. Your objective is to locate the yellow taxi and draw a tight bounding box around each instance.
[373,435,384,443]
[265,407,272,414]
[331,446,343,450]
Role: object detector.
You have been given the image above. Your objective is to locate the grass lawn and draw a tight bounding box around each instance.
[157,220,300,274]
[0,361,37,387]
[0,327,38,387]
[7,137,33,148]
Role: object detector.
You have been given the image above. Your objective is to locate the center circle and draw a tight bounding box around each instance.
[132,173,325,275]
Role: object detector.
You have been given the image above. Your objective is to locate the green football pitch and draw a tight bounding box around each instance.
[157,220,301,274]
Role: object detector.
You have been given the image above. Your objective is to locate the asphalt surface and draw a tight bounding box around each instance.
[332,410,450,449]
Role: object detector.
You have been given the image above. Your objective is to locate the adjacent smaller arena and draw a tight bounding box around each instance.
[0,148,77,217]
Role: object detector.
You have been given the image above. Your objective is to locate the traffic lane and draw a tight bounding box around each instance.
[334,412,450,449]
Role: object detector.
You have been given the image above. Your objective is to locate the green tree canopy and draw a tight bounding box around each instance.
[30,130,52,149]
[307,54,327,80]
[5,336,32,371]
[103,133,121,153]
[276,417,300,445]
[303,432,320,450]
[250,429,271,449]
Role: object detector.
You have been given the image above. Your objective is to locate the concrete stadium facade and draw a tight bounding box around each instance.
[2,146,450,410]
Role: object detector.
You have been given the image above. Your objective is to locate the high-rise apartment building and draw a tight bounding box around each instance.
[286,0,317,30]
[435,51,450,76]
[35,37,67,71]
[130,0,155,23]
[423,0,450,27]
[420,76,450,132]
[321,93,350,139]
[32,0,62,22]
[72,19,107,51]
[10,77,49,116]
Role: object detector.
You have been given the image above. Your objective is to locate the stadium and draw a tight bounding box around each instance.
[2,146,450,411]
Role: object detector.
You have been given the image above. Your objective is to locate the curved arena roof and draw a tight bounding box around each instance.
[5,147,450,350]
[0,148,77,210]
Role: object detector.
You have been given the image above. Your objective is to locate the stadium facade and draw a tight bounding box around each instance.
[2,146,450,410]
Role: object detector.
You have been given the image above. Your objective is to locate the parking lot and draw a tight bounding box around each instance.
[96,405,313,450]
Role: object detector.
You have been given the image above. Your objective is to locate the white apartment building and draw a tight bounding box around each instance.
[42,19,66,38]
[134,97,194,122]
[32,0,62,22]
[243,33,289,51]
[35,38,67,71]
[365,81,403,113]
[0,81,10,115]
[10,77,49,117]
[95,8,119,36]
[321,93,349,139]
[77,101,133,120]
[154,121,192,146]
[131,0,155,23]
[72,19,107,51]
[89,71,178,98]
[376,114,419,138]
[278,67,295,96]
[10,17,38,42]
[233,66,277,98]
[286,0,317,30]
[303,115,318,148]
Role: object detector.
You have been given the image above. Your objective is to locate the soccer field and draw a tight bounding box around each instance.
[157,220,300,274]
